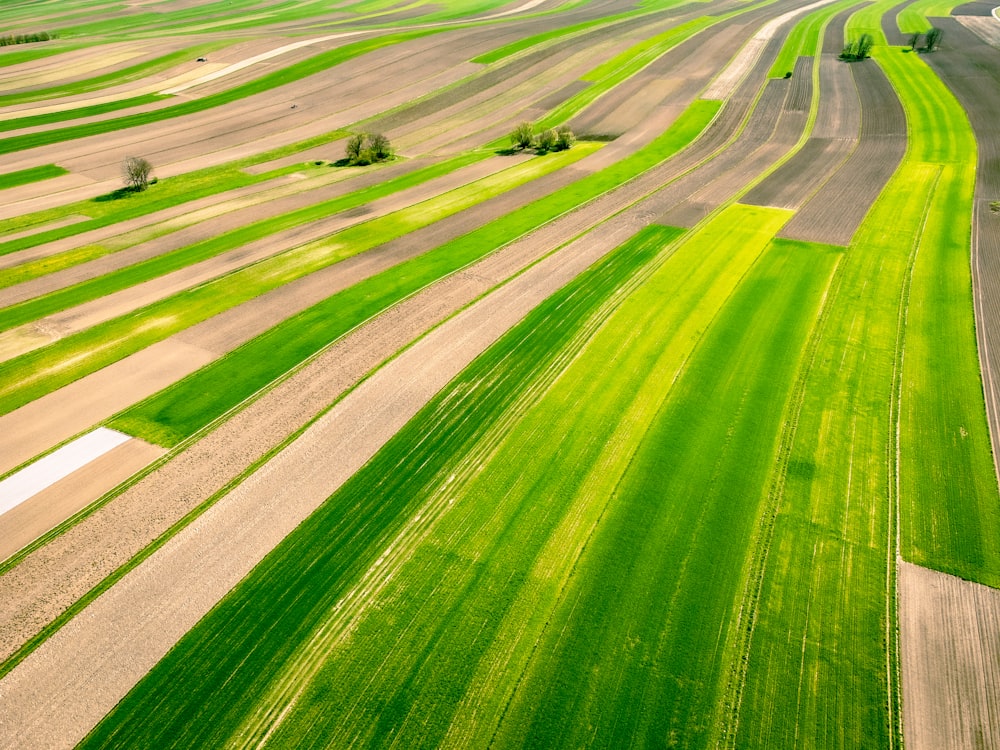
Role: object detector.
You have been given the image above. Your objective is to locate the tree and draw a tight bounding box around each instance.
[924,26,943,51]
[510,121,534,150]
[909,32,922,51]
[839,33,874,61]
[122,156,152,192]
[554,125,575,151]
[368,132,392,161]
[536,128,556,152]
[345,134,364,163]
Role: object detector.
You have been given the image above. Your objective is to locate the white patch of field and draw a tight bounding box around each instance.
[899,559,1000,750]
[0,428,131,516]
[702,0,840,100]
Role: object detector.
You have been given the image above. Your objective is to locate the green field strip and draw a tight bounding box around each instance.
[78,205,797,748]
[79,223,686,749]
[0,129,352,258]
[732,45,981,748]
[0,45,75,68]
[0,30,440,157]
[896,0,958,33]
[768,0,866,77]
[0,163,67,190]
[0,152,487,327]
[846,0,898,44]
[874,48,1000,585]
[107,101,721,446]
[0,93,168,133]
[0,146,596,417]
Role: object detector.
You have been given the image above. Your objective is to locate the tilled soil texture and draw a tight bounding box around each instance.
[957,15,1000,47]
[881,0,911,46]
[743,53,859,210]
[899,560,1000,750]
[952,0,998,16]
[0,185,686,750]
[922,17,1000,483]
[0,439,163,564]
[779,56,905,245]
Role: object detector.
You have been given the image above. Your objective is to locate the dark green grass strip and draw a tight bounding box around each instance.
[109,102,721,446]
[0,93,166,133]
[0,30,439,156]
[78,226,683,750]
[0,153,485,331]
[492,239,840,749]
[0,164,67,190]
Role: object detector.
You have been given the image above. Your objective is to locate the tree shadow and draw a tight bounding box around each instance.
[93,186,139,202]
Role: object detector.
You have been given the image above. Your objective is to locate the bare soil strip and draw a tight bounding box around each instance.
[899,560,1000,750]
[922,18,1000,483]
[0,428,130,514]
[0,190,676,750]
[952,0,999,16]
[0,338,216,476]
[0,155,527,360]
[882,0,911,46]
[0,215,89,245]
[956,15,1000,46]
[780,57,905,245]
[0,439,163,564]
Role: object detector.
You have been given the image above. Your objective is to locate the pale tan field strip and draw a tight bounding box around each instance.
[0,189,670,750]
[0,439,163,563]
[899,561,1000,750]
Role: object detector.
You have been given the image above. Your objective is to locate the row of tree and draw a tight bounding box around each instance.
[840,33,874,61]
[509,122,575,153]
[0,31,57,46]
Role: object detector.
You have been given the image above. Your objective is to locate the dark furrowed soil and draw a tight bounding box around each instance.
[822,5,853,54]
[882,0,912,45]
[952,0,998,15]
[785,56,813,112]
[780,57,905,244]
[742,137,854,210]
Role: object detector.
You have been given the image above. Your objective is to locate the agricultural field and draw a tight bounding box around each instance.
[0,0,998,747]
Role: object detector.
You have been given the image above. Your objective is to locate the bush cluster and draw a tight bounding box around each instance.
[509,121,575,153]
[344,133,392,165]
[0,31,58,46]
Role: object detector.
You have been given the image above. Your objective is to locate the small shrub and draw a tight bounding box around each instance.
[536,128,556,153]
[554,125,575,151]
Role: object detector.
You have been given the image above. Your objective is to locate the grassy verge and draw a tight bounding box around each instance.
[0,164,68,190]
[0,146,598,416]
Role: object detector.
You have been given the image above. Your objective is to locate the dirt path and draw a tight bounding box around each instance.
[899,560,1000,749]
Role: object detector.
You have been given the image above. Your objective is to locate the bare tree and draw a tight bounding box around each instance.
[122,156,152,192]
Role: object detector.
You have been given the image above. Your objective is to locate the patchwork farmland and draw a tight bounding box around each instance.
[0,0,998,746]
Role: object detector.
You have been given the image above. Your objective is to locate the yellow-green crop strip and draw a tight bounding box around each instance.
[0,146,597,418]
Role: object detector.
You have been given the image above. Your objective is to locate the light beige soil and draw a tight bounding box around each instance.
[0,438,163,564]
[0,338,215,475]
[0,177,672,750]
[899,560,1000,750]
[957,15,1000,47]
